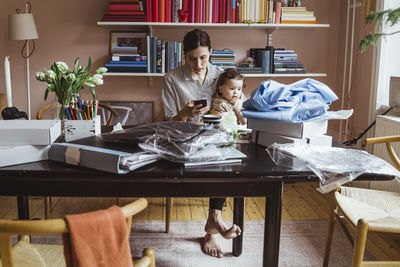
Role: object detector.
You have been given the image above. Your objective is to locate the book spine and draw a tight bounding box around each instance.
[275,1,281,24]
[159,0,165,22]
[146,35,151,73]
[108,4,142,12]
[195,0,201,23]
[165,0,171,22]
[152,0,158,22]
[152,36,157,73]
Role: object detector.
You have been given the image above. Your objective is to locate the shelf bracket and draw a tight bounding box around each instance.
[148,76,153,87]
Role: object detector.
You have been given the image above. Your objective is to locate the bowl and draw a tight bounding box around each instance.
[202,114,222,124]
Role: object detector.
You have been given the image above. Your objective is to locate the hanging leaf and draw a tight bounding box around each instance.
[359,33,385,53]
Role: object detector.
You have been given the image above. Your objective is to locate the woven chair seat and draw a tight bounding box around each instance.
[336,186,400,232]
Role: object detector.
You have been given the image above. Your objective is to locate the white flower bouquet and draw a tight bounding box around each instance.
[36,57,107,119]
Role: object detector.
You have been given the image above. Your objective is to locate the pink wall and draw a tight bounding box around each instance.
[0,0,374,137]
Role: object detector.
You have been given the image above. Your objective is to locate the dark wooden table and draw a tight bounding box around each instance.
[0,138,393,267]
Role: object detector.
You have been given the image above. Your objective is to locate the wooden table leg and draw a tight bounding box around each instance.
[263,182,283,267]
[232,197,244,256]
[17,196,30,220]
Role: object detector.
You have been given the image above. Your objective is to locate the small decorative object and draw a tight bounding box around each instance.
[1,107,28,120]
[295,0,301,7]
[178,10,189,22]
[281,0,289,7]
[36,57,107,120]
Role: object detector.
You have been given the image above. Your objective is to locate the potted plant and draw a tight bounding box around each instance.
[359,7,400,52]
[36,57,107,119]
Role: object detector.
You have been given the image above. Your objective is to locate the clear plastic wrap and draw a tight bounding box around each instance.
[139,123,235,163]
[101,121,204,143]
[267,143,400,193]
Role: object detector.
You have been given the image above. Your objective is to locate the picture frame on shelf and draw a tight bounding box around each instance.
[98,101,153,126]
[109,31,148,55]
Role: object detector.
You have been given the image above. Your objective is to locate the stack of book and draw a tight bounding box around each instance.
[237,66,263,74]
[273,49,306,74]
[250,47,274,74]
[210,50,236,69]
[146,35,183,73]
[247,117,332,148]
[101,0,146,22]
[106,45,147,73]
[280,6,318,24]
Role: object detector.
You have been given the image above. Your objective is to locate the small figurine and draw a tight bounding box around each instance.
[1,106,28,120]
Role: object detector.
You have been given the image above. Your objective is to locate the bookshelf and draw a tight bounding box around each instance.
[103,72,327,78]
[98,21,330,78]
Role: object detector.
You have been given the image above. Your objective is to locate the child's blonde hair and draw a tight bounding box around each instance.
[215,68,244,96]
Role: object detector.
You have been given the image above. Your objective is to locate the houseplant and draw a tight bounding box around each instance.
[359,7,400,52]
[36,57,107,119]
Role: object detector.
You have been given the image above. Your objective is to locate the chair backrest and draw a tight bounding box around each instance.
[36,102,118,126]
[0,198,147,267]
[365,135,400,170]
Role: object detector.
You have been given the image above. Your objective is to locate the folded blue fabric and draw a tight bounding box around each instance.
[243,78,339,122]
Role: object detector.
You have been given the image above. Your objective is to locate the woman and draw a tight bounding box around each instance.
[161,29,241,258]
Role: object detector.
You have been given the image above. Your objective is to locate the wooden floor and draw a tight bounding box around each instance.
[1,182,399,261]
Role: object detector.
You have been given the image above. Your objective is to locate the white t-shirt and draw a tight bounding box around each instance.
[161,62,223,122]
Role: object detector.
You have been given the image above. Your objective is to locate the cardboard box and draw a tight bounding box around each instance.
[253,130,332,147]
[64,116,101,142]
[0,145,50,167]
[247,118,328,138]
[0,120,61,145]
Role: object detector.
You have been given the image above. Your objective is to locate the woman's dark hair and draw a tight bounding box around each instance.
[183,29,211,54]
[216,68,244,96]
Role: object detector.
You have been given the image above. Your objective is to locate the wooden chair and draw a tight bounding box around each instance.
[36,102,118,219]
[0,198,155,267]
[323,135,400,267]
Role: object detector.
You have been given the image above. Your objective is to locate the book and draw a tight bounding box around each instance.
[280,20,320,24]
[258,50,271,73]
[111,55,147,61]
[49,143,159,174]
[108,61,147,65]
[159,0,165,22]
[184,147,246,167]
[105,65,147,72]
[108,3,142,12]
[274,67,306,74]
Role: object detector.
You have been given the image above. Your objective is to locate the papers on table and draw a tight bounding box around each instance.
[120,152,159,171]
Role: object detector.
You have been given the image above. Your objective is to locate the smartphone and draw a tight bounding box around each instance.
[193,99,207,108]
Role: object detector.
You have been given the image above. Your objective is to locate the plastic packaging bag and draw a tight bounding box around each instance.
[139,123,235,163]
[101,121,204,144]
[267,143,400,193]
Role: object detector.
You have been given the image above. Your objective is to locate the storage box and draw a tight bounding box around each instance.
[0,145,50,167]
[0,120,61,145]
[64,116,101,142]
[247,118,328,138]
[253,130,332,147]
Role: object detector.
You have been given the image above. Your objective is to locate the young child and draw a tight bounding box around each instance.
[211,68,247,125]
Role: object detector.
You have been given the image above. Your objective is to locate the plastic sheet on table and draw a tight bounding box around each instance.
[266,143,400,193]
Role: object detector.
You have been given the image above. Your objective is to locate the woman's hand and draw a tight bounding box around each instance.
[173,100,210,121]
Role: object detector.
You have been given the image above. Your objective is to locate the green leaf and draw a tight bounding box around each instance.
[89,86,96,100]
[44,89,49,100]
[359,33,385,53]
[74,58,80,73]
[85,57,92,73]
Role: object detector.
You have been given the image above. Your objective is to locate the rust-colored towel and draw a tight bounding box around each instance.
[62,205,133,267]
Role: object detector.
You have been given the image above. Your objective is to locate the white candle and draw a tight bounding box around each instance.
[4,56,12,107]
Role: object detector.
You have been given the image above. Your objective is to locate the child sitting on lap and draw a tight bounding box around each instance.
[211,68,246,125]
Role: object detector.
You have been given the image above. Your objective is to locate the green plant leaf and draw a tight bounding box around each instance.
[359,33,385,53]
[85,57,92,73]
[386,7,400,26]
[44,88,49,100]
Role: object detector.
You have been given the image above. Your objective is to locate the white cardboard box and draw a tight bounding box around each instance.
[252,130,332,147]
[247,118,328,138]
[0,120,61,145]
[0,145,50,167]
[64,116,101,142]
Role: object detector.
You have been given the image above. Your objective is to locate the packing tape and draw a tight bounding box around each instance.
[65,146,80,165]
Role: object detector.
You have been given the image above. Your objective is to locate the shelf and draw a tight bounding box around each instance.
[104,72,327,78]
[97,21,330,29]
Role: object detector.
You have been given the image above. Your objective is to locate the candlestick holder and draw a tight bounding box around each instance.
[1,106,28,120]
